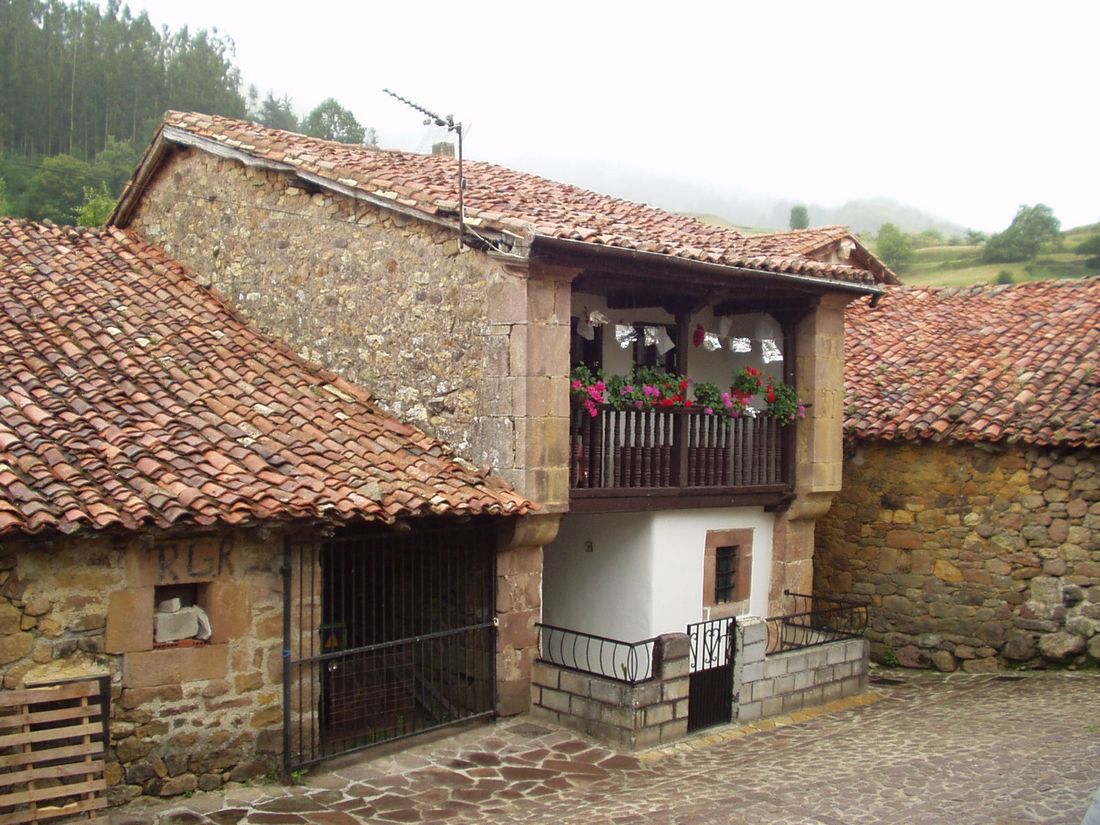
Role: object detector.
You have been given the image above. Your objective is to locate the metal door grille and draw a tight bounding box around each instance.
[686,617,735,733]
[283,523,496,770]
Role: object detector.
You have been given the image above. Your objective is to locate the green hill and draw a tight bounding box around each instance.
[898,224,1099,286]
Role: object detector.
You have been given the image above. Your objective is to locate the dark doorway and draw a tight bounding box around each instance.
[284,523,496,770]
[686,617,735,732]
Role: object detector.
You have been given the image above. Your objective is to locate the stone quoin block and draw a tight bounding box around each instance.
[123,643,228,688]
[105,587,154,654]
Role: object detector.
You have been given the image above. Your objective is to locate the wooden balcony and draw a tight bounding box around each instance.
[569,402,793,513]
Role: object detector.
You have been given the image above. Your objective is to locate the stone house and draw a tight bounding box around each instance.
[816,279,1100,671]
[0,219,534,799]
[110,111,889,740]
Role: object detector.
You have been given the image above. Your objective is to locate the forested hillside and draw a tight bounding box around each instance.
[0,0,370,225]
[1,0,244,159]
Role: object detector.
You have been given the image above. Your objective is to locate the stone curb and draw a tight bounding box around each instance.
[637,689,884,763]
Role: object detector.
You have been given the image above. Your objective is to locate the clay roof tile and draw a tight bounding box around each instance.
[0,219,531,537]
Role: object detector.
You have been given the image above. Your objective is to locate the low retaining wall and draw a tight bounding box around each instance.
[530,634,689,749]
[736,617,867,721]
[533,619,869,748]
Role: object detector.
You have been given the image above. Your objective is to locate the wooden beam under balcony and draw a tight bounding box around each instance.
[569,485,791,514]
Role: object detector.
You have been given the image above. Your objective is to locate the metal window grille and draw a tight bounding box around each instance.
[714,545,738,603]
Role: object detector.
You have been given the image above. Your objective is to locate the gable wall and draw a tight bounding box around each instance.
[815,440,1099,670]
[129,148,527,491]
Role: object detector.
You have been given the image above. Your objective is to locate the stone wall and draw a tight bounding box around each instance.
[530,634,690,749]
[0,528,285,803]
[495,515,559,716]
[816,440,1099,671]
[129,149,571,508]
[0,517,548,801]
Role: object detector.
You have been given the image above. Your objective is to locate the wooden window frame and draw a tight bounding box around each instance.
[702,528,753,619]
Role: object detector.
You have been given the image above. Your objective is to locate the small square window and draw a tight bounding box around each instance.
[153,583,211,648]
[714,545,738,604]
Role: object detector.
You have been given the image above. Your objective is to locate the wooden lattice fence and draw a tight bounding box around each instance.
[0,678,109,825]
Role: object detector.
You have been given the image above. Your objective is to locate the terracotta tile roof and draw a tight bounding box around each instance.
[0,219,530,537]
[744,226,855,256]
[844,279,1100,447]
[117,112,880,288]
[745,226,899,285]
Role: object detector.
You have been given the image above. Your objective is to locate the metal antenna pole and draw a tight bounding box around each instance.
[382,88,465,250]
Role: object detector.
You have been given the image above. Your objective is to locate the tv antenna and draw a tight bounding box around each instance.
[383,88,466,249]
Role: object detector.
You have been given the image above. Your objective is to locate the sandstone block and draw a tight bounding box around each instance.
[1001,631,1037,661]
[1038,631,1085,661]
[0,632,34,665]
[934,560,963,583]
[1088,635,1100,661]
[123,644,228,688]
[961,657,998,673]
[930,650,957,672]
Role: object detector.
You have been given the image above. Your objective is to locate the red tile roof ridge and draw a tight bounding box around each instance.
[844,279,1100,448]
[0,218,531,538]
[112,112,881,289]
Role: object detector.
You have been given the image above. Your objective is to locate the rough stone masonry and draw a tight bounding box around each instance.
[815,440,1099,671]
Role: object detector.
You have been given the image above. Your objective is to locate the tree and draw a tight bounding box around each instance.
[20,153,95,223]
[303,98,366,144]
[982,204,1061,263]
[93,137,137,196]
[789,205,809,230]
[1077,234,1100,270]
[73,183,115,226]
[874,223,914,270]
[0,174,8,216]
[256,92,299,132]
[915,229,944,247]
[965,229,987,246]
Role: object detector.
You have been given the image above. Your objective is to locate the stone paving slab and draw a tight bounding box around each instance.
[112,671,1100,825]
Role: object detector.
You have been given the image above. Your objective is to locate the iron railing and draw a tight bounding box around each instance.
[569,402,787,491]
[536,623,658,685]
[766,591,868,654]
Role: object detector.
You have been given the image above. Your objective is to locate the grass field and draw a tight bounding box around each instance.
[689,211,1099,286]
[894,222,1099,287]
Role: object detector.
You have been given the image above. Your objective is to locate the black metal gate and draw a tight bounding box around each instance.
[686,617,735,733]
[283,523,496,770]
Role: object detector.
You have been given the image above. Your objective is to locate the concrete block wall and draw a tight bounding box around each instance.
[736,629,867,721]
[531,633,689,750]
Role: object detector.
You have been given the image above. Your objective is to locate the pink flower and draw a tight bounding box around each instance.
[583,398,598,417]
[572,379,582,391]
[704,407,714,416]
[721,392,733,408]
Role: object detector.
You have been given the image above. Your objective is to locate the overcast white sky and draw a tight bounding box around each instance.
[133,0,1097,232]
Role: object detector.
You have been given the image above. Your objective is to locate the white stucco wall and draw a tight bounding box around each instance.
[543,507,775,642]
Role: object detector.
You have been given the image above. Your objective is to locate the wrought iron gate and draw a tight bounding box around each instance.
[283,524,497,770]
[686,617,736,733]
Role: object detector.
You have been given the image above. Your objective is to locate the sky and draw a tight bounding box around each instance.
[132,0,1097,232]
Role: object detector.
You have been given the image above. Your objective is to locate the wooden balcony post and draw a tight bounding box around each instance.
[672,411,689,487]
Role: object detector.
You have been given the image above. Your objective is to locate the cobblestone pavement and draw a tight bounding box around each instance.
[113,671,1100,825]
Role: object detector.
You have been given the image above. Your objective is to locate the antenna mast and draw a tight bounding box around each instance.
[382,88,465,249]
